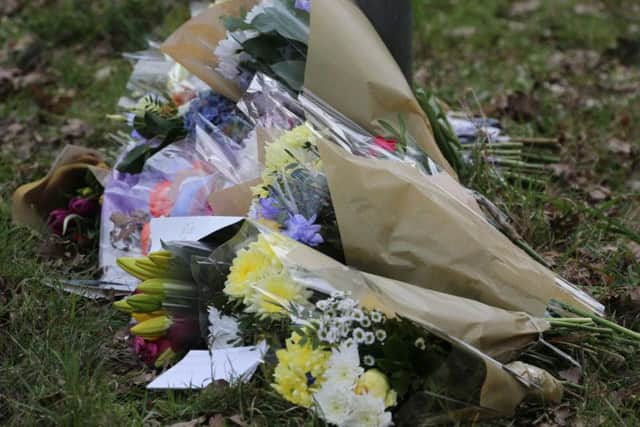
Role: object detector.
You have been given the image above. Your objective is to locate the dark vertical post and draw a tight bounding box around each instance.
[356,0,413,85]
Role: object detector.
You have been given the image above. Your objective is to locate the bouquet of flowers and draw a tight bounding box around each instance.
[136,220,638,424]
[12,145,109,250]
[113,246,207,367]
[162,0,453,173]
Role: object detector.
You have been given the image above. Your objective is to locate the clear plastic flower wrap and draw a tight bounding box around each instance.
[183,220,571,424]
[100,112,259,287]
[118,43,206,111]
[236,73,304,130]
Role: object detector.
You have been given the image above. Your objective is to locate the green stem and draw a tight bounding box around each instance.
[553,300,640,341]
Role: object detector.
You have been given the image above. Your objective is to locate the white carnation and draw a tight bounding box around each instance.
[323,341,363,389]
[314,384,353,426]
[214,30,257,81]
[344,393,392,427]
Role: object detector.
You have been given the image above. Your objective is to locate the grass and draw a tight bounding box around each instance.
[1,0,639,425]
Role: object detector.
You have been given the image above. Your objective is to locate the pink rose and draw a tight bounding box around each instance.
[373,136,397,152]
[68,197,99,217]
[47,208,71,235]
[167,317,202,352]
[133,336,172,366]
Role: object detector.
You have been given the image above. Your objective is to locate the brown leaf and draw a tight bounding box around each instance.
[510,0,541,16]
[130,371,156,385]
[627,241,640,262]
[588,185,611,202]
[17,71,50,89]
[228,415,247,427]
[606,138,632,155]
[168,417,207,427]
[608,287,640,315]
[60,118,89,139]
[447,26,476,38]
[551,163,575,180]
[0,66,20,95]
[94,65,114,82]
[0,0,21,16]
[558,367,581,384]
[208,415,226,427]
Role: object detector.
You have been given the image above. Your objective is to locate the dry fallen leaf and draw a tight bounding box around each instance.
[60,118,89,139]
[510,0,541,16]
[447,26,476,38]
[606,138,632,155]
[208,415,226,427]
[628,241,640,262]
[551,163,575,180]
[558,367,581,384]
[588,185,611,202]
[168,417,207,427]
[228,415,247,427]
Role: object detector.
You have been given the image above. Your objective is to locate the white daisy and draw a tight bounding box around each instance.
[363,355,375,367]
[414,337,426,351]
[364,332,375,345]
[375,329,387,342]
[353,327,366,344]
[370,311,383,323]
[360,316,371,328]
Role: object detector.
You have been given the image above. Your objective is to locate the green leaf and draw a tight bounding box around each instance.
[116,144,155,174]
[222,15,252,32]
[270,60,305,92]
[251,6,309,44]
[241,35,285,64]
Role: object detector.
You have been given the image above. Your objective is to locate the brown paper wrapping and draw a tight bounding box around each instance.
[161,0,258,102]
[208,178,260,216]
[304,0,455,177]
[316,138,602,316]
[206,127,282,215]
[12,145,109,232]
[273,233,549,362]
[255,225,532,416]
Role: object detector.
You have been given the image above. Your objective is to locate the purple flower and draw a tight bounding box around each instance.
[47,208,72,235]
[284,214,323,246]
[68,197,99,217]
[295,0,310,12]
[259,197,283,220]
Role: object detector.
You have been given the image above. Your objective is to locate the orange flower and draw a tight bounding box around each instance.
[149,180,173,217]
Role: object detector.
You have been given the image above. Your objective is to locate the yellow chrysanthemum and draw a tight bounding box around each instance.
[224,238,282,301]
[272,333,330,408]
[247,273,311,318]
[264,125,315,173]
[256,216,281,231]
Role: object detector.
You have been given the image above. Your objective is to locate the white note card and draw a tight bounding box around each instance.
[149,216,242,253]
[147,341,268,390]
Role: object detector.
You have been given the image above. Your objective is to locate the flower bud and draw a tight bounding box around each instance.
[46,208,71,235]
[68,197,99,217]
[355,369,397,408]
